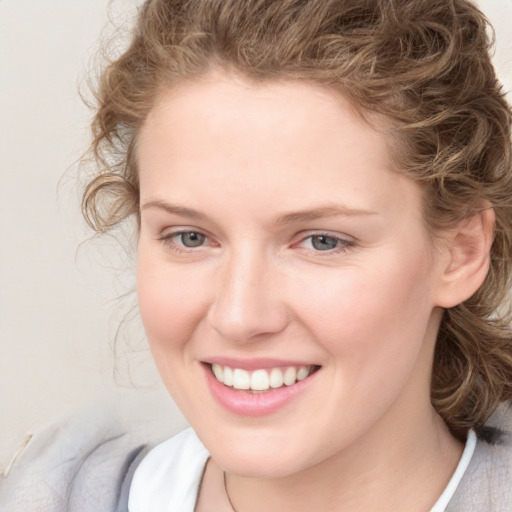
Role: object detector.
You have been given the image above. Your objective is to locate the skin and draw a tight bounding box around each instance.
[136,72,477,511]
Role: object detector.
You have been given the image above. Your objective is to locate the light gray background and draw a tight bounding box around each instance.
[1,0,511,470]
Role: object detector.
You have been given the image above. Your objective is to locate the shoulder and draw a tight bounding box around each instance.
[128,428,210,512]
[0,390,186,512]
[448,402,512,512]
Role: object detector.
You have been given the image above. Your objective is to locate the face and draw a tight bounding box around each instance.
[136,72,447,478]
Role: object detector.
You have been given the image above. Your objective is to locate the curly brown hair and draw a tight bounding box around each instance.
[83,0,512,439]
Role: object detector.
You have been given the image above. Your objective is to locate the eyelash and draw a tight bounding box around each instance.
[159,230,213,254]
[296,233,354,254]
[158,230,354,256]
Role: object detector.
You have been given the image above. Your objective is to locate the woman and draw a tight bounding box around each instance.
[4,0,511,511]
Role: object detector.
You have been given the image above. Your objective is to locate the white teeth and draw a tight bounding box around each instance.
[297,366,309,381]
[269,367,284,388]
[283,367,297,386]
[232,369,251,390]
[251,369,269,391]
[212,364,224,382]
[224,366,234,386]
[211,364,316,391]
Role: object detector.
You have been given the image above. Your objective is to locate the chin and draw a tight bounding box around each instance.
[199,429,315,478]
[219,453,305,479]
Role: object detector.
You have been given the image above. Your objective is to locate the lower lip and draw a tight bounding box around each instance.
[203,364,319,417]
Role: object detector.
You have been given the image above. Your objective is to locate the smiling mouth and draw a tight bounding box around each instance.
[210,364,321,393]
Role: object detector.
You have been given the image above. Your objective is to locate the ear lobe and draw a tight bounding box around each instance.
[435,206,495,309]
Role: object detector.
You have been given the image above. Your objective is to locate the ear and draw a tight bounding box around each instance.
[435,206,495,308]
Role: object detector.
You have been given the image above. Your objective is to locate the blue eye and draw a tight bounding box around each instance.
[178,232,206,247]
[309,234,343,251]
[158,229,213,255]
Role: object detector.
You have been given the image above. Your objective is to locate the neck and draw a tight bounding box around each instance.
[223,405,462,512]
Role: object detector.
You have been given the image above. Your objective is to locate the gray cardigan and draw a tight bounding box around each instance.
[446,403,512,511]
[1,399,511,512]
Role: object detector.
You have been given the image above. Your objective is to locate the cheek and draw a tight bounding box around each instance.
[136,250,209,351]
[136,251,214,410]
[291,246,437,366]
[290,252,439,433]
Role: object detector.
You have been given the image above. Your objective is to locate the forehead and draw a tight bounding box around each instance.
[140,73,382,157]
[136,72,421,221]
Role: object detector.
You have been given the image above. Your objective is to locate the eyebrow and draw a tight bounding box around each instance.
[275,206,377,225]
[141,200,377,224]
[141,200,208,220]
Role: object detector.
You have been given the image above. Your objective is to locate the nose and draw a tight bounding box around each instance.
[207,246,289,343]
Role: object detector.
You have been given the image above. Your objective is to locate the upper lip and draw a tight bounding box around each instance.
[202,357,320,371]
